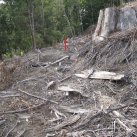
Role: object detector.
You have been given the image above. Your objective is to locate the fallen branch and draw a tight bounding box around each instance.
[47,56,69,66]
[18,89,58,104]
[45,114,80,132]
[0,102,46,115]
[16,76,47,84]
[32,56,69,68]
[16,78,38,84]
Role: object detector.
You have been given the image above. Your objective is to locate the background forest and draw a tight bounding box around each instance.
[0,0,127,58]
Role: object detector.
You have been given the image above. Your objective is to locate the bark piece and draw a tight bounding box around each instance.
[93,10,104,38]
[75,69,94,79]
[101,8,116,37]
[58,86,88,97]
[75,69,125,80]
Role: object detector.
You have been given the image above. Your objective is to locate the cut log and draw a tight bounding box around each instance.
[75,69,125,80]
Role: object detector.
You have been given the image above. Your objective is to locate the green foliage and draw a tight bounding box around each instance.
[0,0,122,57]
[3,49,24,59]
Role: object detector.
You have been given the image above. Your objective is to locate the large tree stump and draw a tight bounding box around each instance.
[93,4,137,43]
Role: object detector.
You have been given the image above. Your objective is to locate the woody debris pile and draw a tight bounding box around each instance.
[0,3,137,137]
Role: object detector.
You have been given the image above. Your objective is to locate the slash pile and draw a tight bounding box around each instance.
[0,29,137,137]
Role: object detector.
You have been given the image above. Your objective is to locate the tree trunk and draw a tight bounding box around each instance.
[0,54,2,60]
[41,0,45,36]
[27,0,36,50]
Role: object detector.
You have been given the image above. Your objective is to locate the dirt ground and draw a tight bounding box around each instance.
[0,30,137,137]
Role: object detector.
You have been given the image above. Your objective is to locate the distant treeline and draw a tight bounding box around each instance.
[0,0,134,58]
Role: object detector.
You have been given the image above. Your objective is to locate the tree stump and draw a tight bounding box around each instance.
[93,4,137,43]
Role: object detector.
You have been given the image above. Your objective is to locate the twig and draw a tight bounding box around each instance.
[59,75,72,83]
[46,81,56,90]
[0,102,46,114]
[16,76,47,84]
[16,78,38,84]
[5,120,19,137]
[18,89,58,104]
